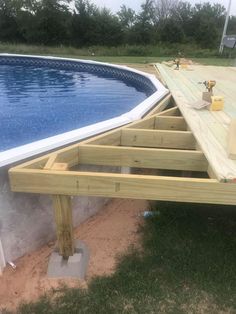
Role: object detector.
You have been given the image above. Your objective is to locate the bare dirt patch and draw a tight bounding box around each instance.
[0,198,148,311]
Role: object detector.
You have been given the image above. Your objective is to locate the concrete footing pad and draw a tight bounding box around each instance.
[47,240,89,279]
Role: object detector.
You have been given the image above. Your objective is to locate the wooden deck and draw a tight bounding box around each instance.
[8,64,236,258]
[156,64,236,182]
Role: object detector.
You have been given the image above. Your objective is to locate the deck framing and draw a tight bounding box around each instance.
[8,66,236,258]
[9,101,236,206]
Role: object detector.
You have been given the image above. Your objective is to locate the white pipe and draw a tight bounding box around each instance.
[0,238,6,275]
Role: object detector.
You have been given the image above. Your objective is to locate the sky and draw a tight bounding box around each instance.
[89,0,236,15]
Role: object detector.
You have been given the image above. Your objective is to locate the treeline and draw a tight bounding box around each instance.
[0,0,235,49]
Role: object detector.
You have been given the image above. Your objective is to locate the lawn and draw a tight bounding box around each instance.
[5,201,236,314]
[0,43,235,66]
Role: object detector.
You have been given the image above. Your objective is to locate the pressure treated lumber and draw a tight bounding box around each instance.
[157,64,236,182]
[145,93,171,116]
[16,144,79,170]
[157,107,180,116]
[12,106,178,171]
[121,129,196,149]
[87,130,122,145]
[126,116,155,129]
[155,116,187,130]
[227,119,236,160]
[78,145,208,171]
[9,169,236,205]
[52,195,74,258]
[44,154,58,170]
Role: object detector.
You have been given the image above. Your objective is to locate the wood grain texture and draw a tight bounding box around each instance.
[121,129,196,149]
[79,145,208,171]
[227,119,236,160]
[52,195,74,258]
[9,169,236,205]
[155,116,187,130]
[44,154,58,170]
[157,107,180,116]
[157,64,236,181]
[145,93,171,116]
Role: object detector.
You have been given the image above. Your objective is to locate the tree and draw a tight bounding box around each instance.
[117,5,136,30]
[154,0,190,43]
[91,8,123,46]
[32,0,72,45]
[0,0,24,41]
[153,0,179,23]
[190,3,225,48]
[117,5,136,44]
[228,16,236,34]
[72,0,98,46]
[133,0,156,44]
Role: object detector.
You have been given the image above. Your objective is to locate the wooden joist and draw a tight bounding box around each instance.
[121,129,196,149]
[9,169,236,205]
[78,145,208,172]
[144,93,171,117]
[126,116,155,129]
[155,116,187,131]
[157,107,180,116]
[44,154,58,170]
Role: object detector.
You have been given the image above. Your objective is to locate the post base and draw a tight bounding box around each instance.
[47,240,89,279]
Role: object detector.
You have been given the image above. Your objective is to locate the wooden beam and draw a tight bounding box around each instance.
[51,163,69,171]
[15,145,79,170]
[52,195,74,258]
[78,145,208,172]
[126,116,155,129]
[227,119,236,160]
[9,169,236,205]
[145,94,171,117]
[121,129,196,149]
[15,102,178,170]
[83,130,121,145]
[155,116,187,131]
[157,106,180,116]
[44,154,58,170]
[207,165,218,179]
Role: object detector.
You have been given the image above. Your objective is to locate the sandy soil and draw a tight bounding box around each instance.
[0,198,149,311]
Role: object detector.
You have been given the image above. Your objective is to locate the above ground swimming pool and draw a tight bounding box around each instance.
[0,54,168,167]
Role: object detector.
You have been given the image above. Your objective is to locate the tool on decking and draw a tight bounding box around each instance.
[193,80,224,111]
[199,80,216,93]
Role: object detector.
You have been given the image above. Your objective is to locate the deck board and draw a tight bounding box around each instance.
[157,64,236,182]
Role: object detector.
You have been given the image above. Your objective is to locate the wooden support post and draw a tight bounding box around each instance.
[52,195,74,259]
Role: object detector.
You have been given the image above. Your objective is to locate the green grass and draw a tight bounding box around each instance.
[5,202,236,314]
[0,43,235,66]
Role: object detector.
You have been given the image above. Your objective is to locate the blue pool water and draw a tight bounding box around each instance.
[0,64,152,152]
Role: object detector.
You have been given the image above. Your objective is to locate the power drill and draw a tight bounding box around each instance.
[199,80,216,93]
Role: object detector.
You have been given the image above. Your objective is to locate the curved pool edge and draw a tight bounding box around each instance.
[0,54,169,167]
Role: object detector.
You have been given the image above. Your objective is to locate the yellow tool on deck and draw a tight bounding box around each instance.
[198,80,224,111]
[202,80,216,92]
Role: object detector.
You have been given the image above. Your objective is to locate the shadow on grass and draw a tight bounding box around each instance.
[8,202,236,314]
